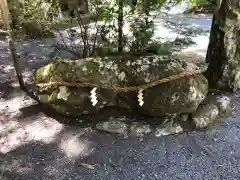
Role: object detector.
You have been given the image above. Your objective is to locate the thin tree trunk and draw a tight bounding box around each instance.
[0,0,25,89]
[83,0,89,13]
[0,0,39,102]
[117,0,124,53]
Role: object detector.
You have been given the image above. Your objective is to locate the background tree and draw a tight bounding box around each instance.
[204,0,240,91]
[53,0,178,57]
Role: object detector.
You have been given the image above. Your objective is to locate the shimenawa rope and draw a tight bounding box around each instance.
[36,70,200,106]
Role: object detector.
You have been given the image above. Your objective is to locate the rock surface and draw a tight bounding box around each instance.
[37,86,116,116]
[139,73,208,116]
[192,104,219,128]
[34,54,208,116]
[155,120,183,137]
[191,94,232,128]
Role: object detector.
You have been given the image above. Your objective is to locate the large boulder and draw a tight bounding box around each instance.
[33,54,208,116]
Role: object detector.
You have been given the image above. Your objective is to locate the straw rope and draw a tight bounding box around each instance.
[36,71,199,92]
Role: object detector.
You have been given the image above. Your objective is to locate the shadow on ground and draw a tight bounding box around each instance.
[1,109,240,180]
[2,14,240,179]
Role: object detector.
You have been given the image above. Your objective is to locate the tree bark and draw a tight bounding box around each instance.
[204,0,240,91]
[117,0,124,53]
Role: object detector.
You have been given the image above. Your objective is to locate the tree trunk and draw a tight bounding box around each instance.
[204,0,240,91]
[117,0,124,53]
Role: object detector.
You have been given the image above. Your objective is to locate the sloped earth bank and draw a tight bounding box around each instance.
[1,14,240,180]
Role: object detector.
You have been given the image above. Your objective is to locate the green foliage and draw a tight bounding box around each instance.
[127,0,170,53]
[56,0,175,57]
[9,0,59,38]
[146,41,171,55]
[189,0,215,6]
[58,0,186,57]
[186,0,216,13]
[9,0,187,55]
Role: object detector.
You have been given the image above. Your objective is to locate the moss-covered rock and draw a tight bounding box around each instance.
[37,86,116,116]
[33,54,208,116]
[139,74,208,116]
[192,104,219,128]
[191,94,232,128]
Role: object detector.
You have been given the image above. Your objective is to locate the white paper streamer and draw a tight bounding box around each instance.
[137,89,144,106]
[90,87,98,106]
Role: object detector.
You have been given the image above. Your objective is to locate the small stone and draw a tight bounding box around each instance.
[155,122,183,137]
[180,114,189,122]
[215,95,231,113]
[192,104,219,128]
[130,122,151,136]
[126,61,131,66]
[96,120,128,135]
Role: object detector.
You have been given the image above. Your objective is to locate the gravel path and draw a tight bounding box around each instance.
[1,11,240,180]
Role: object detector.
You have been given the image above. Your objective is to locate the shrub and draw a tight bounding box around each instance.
[186,0,216,13]
[9,0,59,38]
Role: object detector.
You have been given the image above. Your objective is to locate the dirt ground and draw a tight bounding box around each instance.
[1,39,240,180]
